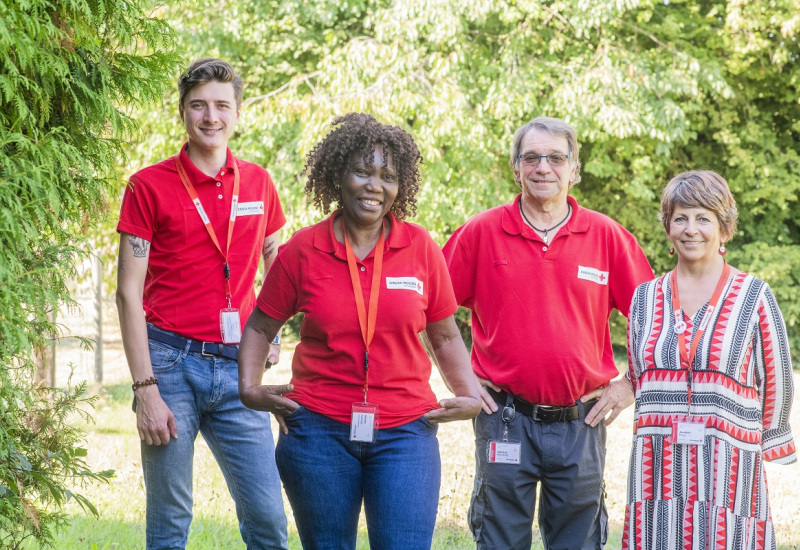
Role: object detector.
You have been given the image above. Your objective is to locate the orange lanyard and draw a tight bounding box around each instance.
[343,218,385,403]
[669,262,730,407]
[175,157,240,307]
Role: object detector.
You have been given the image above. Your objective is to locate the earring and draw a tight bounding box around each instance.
[669,246,675,256]
[719,244,727,256]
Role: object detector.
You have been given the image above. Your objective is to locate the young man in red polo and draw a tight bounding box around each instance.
[116,58,287,549]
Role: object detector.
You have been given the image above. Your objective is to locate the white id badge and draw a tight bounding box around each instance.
[350,402,378,442]
[487,440,522,464]
[671,416,706,445]
[220,308,242,344]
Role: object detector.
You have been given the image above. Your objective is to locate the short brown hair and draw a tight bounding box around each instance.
[178,58,244,110]
[510,117,582,186]
[660,170,738,239]
[303,113,422,221]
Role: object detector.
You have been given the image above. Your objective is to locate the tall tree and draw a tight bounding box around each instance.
[122,0,800,357]
[0,0,178,546]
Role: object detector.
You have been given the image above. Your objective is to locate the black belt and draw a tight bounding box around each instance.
[147,325,239,361]
[486,388,587,422]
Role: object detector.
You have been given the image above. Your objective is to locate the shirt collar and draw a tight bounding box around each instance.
[177,142,236,185]
[313,210,411,260]
[501,194,589,239]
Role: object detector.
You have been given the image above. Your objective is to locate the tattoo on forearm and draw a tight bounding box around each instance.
[262,239,276,261]
[128,236,150,258]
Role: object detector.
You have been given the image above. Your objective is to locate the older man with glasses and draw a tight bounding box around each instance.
[443,116,653,550]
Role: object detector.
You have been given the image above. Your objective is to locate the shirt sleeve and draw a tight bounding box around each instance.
[262,171,286,237]
[256,248,298,322]
[116,174,157,241]
[756,285,796,464]
[424,235,458,323]
[442,225,476,309]
[610,229,654,318]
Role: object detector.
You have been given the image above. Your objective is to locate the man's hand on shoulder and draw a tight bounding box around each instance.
[580,376,634,427]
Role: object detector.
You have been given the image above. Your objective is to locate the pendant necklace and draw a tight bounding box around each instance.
[519,202,571,244]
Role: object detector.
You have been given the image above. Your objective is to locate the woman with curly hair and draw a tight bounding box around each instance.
[238,112,481,549]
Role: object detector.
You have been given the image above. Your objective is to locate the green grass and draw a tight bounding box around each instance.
[23,379,800,549]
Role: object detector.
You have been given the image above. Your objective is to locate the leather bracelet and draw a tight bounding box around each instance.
[132,376,158,392]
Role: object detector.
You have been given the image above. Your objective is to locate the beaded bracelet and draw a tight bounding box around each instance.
[132,376,158,392]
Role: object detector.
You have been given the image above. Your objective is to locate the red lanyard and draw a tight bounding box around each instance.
[175,156,240,307]
[342,218,385,403]
[669,262,730,406]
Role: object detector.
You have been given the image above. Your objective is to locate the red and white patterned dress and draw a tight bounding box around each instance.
[623,270,796,550]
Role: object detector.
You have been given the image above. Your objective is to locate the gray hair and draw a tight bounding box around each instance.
[509,117,582,186]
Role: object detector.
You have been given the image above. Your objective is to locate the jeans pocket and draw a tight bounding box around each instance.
[283,405,305,422]
[148,340,183,372]
[419,414,437,430]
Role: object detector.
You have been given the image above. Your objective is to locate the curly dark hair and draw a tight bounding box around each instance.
[304,112,422,220]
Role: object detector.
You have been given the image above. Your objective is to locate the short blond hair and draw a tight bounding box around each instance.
[660,170,738,239]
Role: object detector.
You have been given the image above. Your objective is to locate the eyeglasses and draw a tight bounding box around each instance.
[517,153,570,167]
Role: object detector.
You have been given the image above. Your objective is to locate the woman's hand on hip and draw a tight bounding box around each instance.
[424,396,482,424]
[239,383,298,434]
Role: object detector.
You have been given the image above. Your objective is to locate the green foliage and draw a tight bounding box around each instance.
[119,0,800,360]
[0,0,178,546]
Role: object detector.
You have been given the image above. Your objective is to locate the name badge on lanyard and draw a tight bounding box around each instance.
[487,404,522,464]
[343,217,385,443]
[350,402,379,442]
[668,263,729,444]
[671,415,706,445]
[175,156,241,343]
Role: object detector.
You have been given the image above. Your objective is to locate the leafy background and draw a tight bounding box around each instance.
[117,0,800,353]
[3,0,800,546]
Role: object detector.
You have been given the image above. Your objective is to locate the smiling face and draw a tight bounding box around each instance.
[668,205,728,266]
[340,144,398,231]
[179,80,239,156]
[513,129,578,208]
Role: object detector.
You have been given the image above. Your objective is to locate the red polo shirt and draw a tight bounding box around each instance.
[257,212,457,428]
[443,194,653,406]
[117,144,285,342]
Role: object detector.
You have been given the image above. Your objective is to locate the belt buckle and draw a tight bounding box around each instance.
[201,342,214,357]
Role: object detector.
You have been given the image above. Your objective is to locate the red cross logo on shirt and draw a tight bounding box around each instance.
[599,273,606,282]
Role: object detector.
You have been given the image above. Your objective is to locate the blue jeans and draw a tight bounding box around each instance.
[140,326,287,549]
[276,407,441,550]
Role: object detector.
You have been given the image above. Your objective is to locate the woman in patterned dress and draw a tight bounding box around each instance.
[623,170,796,550]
